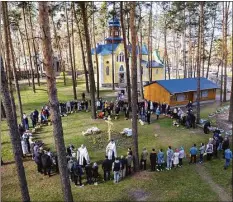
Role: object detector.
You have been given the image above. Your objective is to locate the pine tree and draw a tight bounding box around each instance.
[38,2,73,201]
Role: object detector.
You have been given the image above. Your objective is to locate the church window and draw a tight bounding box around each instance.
[156,69,158,74]
[118,52,124,62]
[119,65,124,72]
[106,61,109,64]
[115,31,119,36]
[106,66,109,75]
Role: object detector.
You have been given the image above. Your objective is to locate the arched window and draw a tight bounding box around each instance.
[119,65,124,72]
[118,52,124,62]
[156,69,158,74]
[106,66,109,75]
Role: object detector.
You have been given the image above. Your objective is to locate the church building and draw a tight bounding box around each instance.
[91,18,165,88]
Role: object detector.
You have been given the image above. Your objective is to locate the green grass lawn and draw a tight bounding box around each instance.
[1,78,232,201]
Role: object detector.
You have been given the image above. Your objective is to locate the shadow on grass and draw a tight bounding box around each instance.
[2,157,32,166]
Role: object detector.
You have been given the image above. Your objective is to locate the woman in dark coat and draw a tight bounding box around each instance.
[92,162,99,185]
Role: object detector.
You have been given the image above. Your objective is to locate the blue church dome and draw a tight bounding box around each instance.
[108,18,120,27]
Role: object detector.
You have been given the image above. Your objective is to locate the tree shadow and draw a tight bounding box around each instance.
[2,157,33,166]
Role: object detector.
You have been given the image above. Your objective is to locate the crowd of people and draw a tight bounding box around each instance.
[65,145,134,187]
[15,93,232,188]
[139,131,231,172]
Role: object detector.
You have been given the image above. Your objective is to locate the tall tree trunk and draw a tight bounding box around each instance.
[216,60,221,79]
[71,7,77,87]
[18,28,31,86]
[1,101,6,119]
[51,15,66,86]
[201,2,205,78]
[7,6,24,123]
[173,33,179,79]
[223,2,229,102]
[92,3,100,99]
[38,3,73,202]
[29,5,40,86]
[221,3,225,103]
[23,4,36,93]
[3,1,16,117]
[1,57,31,202]
[150,3,153,81]
[206,7,217,79]
[111,2,115,90]
[2,3,30,201]
[139,29,144,99]
[220,62,224,103]
[164,27,167,80]
[80,2,96,119]
[65,2,77,100]
[120,2,131,105]
[73,10,89,93]
[182,16,187,78]
[228,4,233,121]
[130,2,139,172]
[188,11,192,78]
[196,2,203,124]
[148,3,152,82]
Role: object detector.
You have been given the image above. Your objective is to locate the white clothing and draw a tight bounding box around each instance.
[173,152,179,165]
[77,146,90,165]
[179,150,185,159]
[21,139,29,155]
[206,143,213,154]
[66,102,71,108]
[106,141,117,160]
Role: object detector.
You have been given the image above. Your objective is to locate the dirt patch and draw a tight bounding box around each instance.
[129,189,150,201]
[195,164,232,202]
[154,123,161,130]
[133,171,153,180]
[215,110,232,133]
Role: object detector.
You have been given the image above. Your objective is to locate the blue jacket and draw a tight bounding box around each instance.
[190,146,198,155]
[157,151,164,164]
[225,149,232,160]
[167,149,174,160]
[156,108,161,115]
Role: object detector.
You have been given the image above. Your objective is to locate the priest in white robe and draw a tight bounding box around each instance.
[77,144,90,167]
[106,139,117,161]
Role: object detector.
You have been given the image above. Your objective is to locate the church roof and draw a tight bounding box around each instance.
[91,44,119,56]
[105,37,123,41]
[91,44,149,56]
[127,44,149,55]
[146,60,164,68]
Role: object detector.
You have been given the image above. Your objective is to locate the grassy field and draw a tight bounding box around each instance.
[1,77,232,201]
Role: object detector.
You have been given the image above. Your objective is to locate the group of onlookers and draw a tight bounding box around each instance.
[66,147,134,187]
[139,130,231,172]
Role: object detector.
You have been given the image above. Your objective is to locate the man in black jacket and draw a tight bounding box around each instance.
[102,156,112,181]
[150,148,157,171]
[41,152,52,177]
[120,155,127,179]
[34,150,43,174]
[85,162,93,184]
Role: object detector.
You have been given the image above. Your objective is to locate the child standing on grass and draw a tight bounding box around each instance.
[157,149,164,171]
[178,147,185,167]
[173,149,179,168]
[199,143,205,163]
[224,148,232,170]
[166,146,174,170]
[92,162,99,185]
